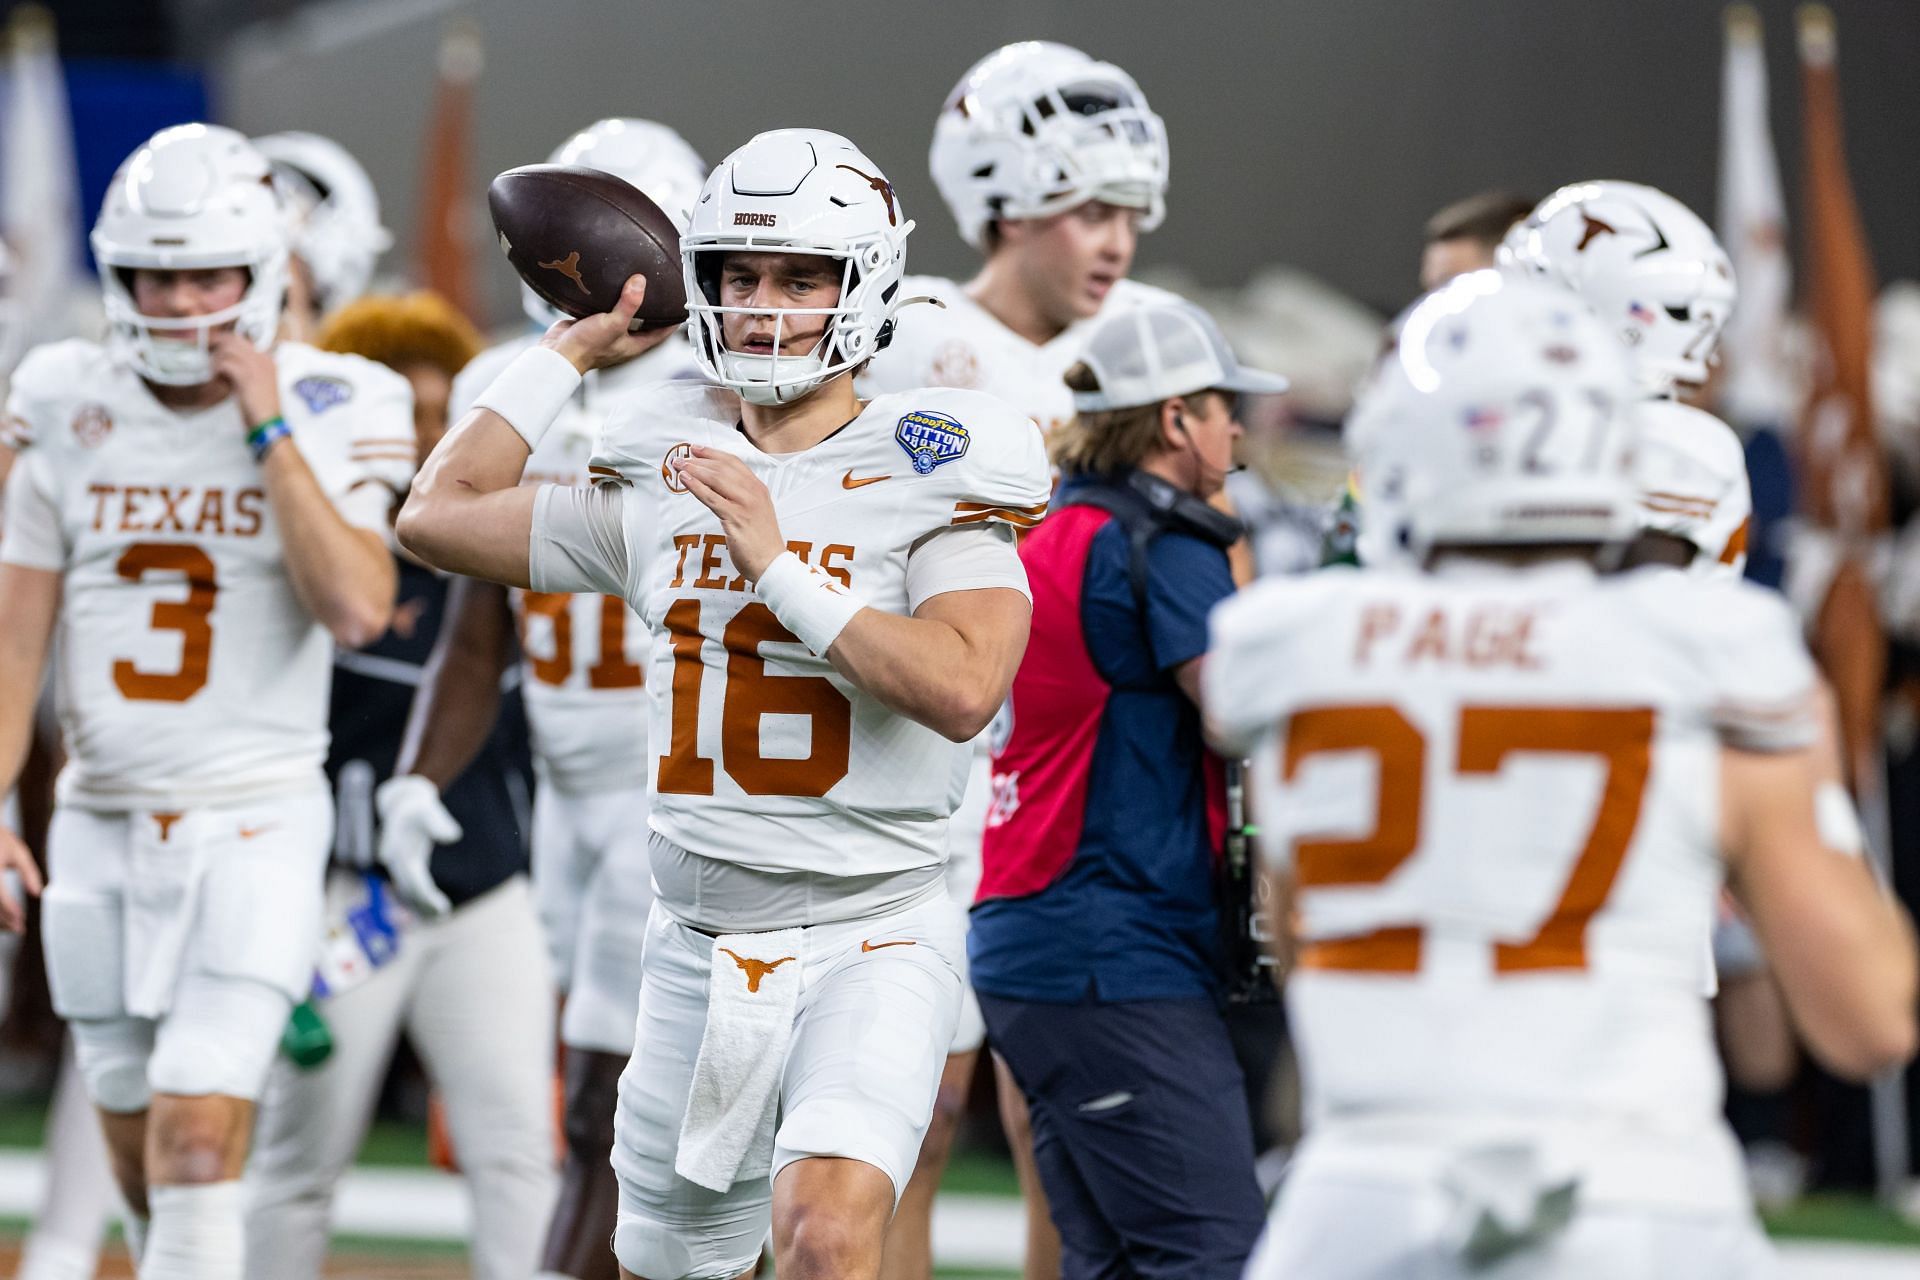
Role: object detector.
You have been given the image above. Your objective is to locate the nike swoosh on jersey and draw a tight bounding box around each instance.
[842,470,892,490]
[238,825,276,840]
[860,939,917,952]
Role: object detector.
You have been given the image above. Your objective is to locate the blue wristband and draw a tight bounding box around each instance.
[248,415,291,462]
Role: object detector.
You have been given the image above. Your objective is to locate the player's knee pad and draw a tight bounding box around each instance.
[147,973,289,1101]
[613,1210,760,1280]
[68,1017,153,1113]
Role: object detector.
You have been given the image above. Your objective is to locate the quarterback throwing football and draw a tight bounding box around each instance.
[398,128,1049,1280]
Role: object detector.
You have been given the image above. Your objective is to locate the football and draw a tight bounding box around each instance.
[487,163,688,329]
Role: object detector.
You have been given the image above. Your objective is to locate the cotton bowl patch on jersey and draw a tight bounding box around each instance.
[896,409,970,474]
[294,375,354,415]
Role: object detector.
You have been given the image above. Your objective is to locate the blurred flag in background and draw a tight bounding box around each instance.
[415,20,482,321]
[0,4,84,374]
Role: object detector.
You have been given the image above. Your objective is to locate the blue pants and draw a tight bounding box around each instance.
[979,993,1266,1280]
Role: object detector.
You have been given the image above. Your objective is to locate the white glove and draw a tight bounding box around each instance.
[373,774,460,920]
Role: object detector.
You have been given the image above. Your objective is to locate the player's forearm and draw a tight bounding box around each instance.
[1765,866,1918,1080]
[0,565,58,800]
[395,578,512,788]
[827,608,1016,742]
[261,442,396,647]
[394,410,540,586]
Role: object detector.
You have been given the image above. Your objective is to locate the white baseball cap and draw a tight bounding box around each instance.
[1073,299,1290,412]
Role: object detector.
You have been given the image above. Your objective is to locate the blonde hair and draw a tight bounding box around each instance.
[1048,362,1221,476]
[314,290,484,379]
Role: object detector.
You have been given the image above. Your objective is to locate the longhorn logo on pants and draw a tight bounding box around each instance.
[720,949,796,993]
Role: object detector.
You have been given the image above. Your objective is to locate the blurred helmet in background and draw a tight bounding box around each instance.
[255,130,393,318]
[1346,270,1639,557]
[930,41,1167,252]
[1499,180,1735,398]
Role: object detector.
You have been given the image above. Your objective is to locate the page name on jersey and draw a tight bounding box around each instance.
[1353,599,1547,671]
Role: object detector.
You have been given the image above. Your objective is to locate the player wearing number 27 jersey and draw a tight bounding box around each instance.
[1207,273,1916,1279]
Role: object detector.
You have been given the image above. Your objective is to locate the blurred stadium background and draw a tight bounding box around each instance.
[7,0,1920,1274]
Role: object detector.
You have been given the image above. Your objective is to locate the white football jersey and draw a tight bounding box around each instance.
[0,338,414,809]
[451,334,695,793]
[531,382,1050,876]
[1633,399,1752,578]
[863,275,1180,434]
[1207,563,1815,1146]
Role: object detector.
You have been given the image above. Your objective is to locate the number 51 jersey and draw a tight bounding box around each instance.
[1205,563,1817,1137]
[0,338,415,810]
[538,382,1049,877]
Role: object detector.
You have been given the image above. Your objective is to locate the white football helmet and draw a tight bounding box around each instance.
[1499,180,1736,397]
[524,117,708,328]
[92,123,288,386]
[930,41,1168,251]
[682,129,911,406]
[1347,271,1638,555]
[254,131,392,318]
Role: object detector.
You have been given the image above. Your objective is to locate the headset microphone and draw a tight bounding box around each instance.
[1172,409,1246,477]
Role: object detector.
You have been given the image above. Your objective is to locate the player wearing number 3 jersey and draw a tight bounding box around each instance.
[0,125,412,1280]
[1207,273,1916,1279]
[397,128,1049,1280]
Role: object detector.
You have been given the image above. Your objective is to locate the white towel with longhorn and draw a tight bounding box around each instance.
[675,928,805,1192]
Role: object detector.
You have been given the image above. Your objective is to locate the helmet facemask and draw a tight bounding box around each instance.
[101,257,288,387]
[1002,80,1167,224]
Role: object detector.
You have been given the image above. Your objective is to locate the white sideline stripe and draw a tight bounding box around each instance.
[0,1148,1909,1275]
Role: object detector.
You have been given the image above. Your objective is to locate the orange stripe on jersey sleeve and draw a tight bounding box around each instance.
[1640,491,1718,517]
[952,499,1048,529]
[1719,516,1752,565]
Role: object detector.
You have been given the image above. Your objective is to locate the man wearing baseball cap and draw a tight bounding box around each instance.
[972,299,1284,1280]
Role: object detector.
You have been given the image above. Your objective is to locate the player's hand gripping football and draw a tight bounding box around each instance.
[372,774,459,920]
[210,329,284,432]
[0,826,44,933]
[545,273,679,374]
[675,447,785,582]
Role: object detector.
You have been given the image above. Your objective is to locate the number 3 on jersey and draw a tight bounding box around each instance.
[1285,703,1653,975]
[657,598,852,798]
[114,542,217,702]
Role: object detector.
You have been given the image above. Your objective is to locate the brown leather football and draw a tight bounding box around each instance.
[487,163,687,328]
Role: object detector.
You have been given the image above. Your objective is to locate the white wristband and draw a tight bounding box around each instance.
[471,345,582,451]
[755,551,864,656]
